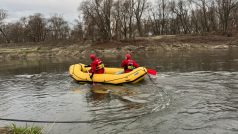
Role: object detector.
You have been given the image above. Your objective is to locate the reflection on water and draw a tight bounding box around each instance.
[1,48,238,75]
[0,48,238,134]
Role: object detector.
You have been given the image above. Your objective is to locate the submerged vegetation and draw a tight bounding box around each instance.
[0,124,43,134]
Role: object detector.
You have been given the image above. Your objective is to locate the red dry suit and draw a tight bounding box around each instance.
[121,54,139,73]
[89,55,105,74]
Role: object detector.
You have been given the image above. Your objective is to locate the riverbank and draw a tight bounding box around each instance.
[0,35,238,60]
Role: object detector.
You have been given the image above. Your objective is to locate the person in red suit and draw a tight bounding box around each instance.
[87,54,105,79]
[121,54,139,73]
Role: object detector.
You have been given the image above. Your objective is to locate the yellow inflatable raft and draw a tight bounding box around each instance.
[69,63,147,84]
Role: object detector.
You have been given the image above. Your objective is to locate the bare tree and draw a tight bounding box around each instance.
[216,0,238,34]
[134,0,148,36]
[80,0,113,41]
[148,3,162,35]
[119,0,136,39]
[170,0,191,34]
[111,0,122,40]
[80,1,97,41]
[71,17,84,41]
[207,1,218,32]
[189,0,211,32]
[123,0,136,39]
[159,0,167,34]
[2,0,238,44]
[0,9,9,43]
[230,2,238,31]
[5,22,25,43]
[48,14,70,40]
[27,13,47,42]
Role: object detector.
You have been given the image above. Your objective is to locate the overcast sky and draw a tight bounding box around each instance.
[1,0,83,24]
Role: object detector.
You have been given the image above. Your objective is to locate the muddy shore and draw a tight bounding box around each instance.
[0,35,238,61]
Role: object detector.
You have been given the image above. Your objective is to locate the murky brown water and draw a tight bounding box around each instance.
[0,48,238,134]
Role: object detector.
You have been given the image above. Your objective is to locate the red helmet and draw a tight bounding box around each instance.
[90,54,96,60]
[125,54,131,59]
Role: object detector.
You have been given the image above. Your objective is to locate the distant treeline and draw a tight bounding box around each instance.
[0,0,238,44]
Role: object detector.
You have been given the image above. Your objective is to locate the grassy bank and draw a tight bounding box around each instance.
[0,35,237,60]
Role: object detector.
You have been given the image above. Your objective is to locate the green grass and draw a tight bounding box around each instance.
[8,124,42,134]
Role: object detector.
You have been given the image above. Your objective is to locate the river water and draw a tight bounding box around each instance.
[0,48,238,134]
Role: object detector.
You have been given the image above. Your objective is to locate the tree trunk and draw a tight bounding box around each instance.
[0,28,9,43]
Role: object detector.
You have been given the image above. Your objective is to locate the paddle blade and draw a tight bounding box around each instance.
[147,69,157,75]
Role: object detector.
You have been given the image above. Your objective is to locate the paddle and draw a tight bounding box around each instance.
[146,72,167,95]
[85,66,95,86]
[147,68,157,75]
